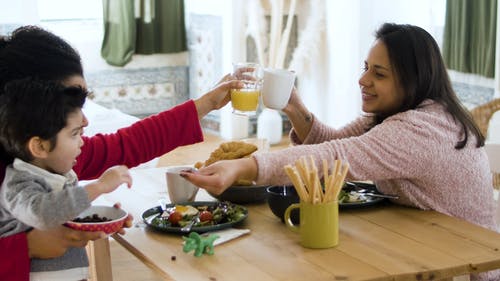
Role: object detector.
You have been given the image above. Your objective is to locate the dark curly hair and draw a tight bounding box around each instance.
[0,25,84,163]
[0,78,87,162]
[0,25,83,96]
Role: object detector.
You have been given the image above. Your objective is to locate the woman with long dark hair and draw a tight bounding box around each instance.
[184,23,497,280]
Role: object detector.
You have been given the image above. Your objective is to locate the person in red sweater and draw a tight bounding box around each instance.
[0,25,242,281]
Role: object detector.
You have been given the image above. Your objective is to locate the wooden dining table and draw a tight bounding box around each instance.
[92,134,500,281]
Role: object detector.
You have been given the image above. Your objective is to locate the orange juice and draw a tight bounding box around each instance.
[230,89,260,112]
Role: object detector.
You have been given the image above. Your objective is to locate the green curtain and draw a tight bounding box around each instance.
[442,0,497,78]
[101,0,187,67]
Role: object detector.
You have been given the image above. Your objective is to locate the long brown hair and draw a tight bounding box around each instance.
[372,23,484,149]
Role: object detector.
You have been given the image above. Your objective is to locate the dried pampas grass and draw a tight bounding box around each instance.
[245,0,298,69]
[288,0,326,75]
[246,0,268,66]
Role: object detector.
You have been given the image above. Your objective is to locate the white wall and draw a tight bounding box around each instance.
[0,0,38,24]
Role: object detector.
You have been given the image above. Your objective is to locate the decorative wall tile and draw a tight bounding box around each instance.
[86,66,188,117]
[188,14,223,99]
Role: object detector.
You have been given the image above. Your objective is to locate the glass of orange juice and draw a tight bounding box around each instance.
[231,62,263,116]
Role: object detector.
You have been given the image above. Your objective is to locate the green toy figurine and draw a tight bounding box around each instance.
[182,232,220,257]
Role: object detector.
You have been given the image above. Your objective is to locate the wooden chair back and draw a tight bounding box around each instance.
[469,98,500,190]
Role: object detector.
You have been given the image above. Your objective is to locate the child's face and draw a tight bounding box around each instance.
[358,40,404,116]
[43,109,85,174]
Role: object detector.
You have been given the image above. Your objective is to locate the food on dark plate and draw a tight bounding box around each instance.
[150,201,247,229]
[338,189,369,203]
[340,182,384,203]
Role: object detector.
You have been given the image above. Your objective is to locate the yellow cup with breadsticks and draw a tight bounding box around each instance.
[284,200,339,248]
[283,156,348,248]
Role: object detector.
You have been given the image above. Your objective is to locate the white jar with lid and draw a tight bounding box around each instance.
[257,108,282,145]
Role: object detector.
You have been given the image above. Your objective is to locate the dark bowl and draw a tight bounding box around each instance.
[266,185,300,224]
[209,185,269,204]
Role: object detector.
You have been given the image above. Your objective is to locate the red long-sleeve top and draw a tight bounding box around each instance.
[0,100,203,281]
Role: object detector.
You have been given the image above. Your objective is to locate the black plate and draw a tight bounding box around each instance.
[340,182,386,209]
[208,185,270,204]
[142,201,248,234]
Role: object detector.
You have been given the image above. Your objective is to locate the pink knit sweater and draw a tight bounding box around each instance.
[254,100,496,231]
[255,100,499,280]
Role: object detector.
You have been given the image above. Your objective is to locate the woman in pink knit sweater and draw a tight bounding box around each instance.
[185,23,498,281]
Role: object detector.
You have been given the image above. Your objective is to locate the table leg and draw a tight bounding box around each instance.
[87,238,113,281]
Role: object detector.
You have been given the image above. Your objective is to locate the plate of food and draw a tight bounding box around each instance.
[339,182,394,209]
[142,201,248,234]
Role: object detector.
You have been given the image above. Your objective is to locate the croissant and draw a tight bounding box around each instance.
[194,141,258,186]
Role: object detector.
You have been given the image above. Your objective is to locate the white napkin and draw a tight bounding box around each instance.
[204,228,251,246]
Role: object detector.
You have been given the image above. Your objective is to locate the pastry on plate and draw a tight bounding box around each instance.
[195,141,258,186]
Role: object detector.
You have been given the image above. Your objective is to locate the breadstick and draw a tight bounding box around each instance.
[284,165,310,202]
[325,159,344,202]
[309,156,324,203]
[302,157,313,191]
[322,159,333,203]
[333,162,350,200]
[309,170,320,204]
[325,171,337,202]
[308,156,317,173]
[295,158,310,195]
[307,156,320,203]
[316,171,324,203]
[322,159,329,188]
[332,159,340,181]
[322,159,334,202]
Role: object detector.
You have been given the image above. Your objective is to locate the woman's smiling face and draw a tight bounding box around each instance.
[358,39,404,117]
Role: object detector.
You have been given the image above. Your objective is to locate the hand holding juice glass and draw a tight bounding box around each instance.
[231,62,263,115]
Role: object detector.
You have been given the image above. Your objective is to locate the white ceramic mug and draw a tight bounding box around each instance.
[165,166,199,203]
[261,69,296,110]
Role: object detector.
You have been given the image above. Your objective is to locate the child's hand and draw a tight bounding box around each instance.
[85,165,132,201]
[97,165,132,193]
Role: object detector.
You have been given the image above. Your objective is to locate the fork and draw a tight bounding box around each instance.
[181,216,200,232]
[346,182,399,199]
[363,193,399,199]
